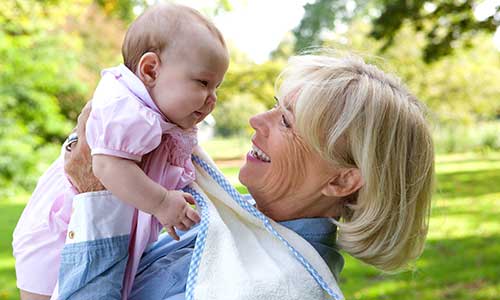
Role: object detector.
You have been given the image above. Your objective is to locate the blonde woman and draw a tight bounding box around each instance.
[24,51,434,300]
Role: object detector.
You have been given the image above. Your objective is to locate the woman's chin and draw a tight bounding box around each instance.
[238,163,250,187]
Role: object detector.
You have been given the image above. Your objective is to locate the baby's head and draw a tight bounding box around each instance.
[122,3,229,129]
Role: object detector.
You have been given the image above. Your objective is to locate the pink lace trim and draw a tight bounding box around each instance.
[162,127,198,167]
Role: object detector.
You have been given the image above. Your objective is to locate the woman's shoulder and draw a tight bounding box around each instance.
[279,217,337,244]
[279,217,344,280]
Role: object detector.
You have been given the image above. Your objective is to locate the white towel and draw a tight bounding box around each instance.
[185,148,344,300]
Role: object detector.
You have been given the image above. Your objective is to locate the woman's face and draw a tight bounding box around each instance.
[239,95,341,220]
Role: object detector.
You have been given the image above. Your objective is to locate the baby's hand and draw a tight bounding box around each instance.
[154,190,201,241]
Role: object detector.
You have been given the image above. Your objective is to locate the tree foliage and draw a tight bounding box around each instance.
[293,0,360,52]
[95,0,148,22]
[323,19,500,120]
[212,93,266,136]
[0,0,86,190]
[371,0,499,62]
[0,0,128,191]
[293,0,500,62]
[218,61,283,108]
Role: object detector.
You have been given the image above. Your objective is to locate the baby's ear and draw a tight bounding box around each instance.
[137,52,161,87]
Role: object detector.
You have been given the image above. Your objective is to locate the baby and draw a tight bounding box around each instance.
[13,3,229,298]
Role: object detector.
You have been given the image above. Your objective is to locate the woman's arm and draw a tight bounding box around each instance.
[64,102,104,194]
[57,191,133,300]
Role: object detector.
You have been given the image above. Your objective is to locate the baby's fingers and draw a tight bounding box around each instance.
[180,218,194,231]
[175,223,189,232]
[184,193,196,205]
[186,207,201,224]
[166,226,180,241]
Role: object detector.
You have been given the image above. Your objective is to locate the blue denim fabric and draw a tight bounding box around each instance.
[130,228,198,300]
[58,235,130,300]
[58,218,342,300]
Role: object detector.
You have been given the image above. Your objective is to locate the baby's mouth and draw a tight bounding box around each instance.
[250,144,271,162]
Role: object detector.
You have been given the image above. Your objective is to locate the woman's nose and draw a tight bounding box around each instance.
[249,112,269,137]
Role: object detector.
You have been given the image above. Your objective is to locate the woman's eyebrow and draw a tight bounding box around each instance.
[274,96,294,114]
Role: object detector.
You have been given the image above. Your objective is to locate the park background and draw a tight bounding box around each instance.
[1,0,499,299]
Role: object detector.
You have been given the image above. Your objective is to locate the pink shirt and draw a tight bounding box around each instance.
[87,64,198,298]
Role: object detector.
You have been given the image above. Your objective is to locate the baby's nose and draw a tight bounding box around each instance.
[207,91,217,104]
[201,95,216,114]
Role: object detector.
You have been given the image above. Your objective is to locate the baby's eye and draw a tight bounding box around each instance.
[198,80,209,87]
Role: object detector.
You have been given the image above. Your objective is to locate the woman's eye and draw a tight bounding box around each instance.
[281,114,291,128]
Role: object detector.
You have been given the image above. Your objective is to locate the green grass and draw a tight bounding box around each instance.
[200,136,251,160]
[1,151,499,299]
[339,153,500,300]
[0,195,26,300]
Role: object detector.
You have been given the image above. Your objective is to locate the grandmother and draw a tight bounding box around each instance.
[25,51,434,300]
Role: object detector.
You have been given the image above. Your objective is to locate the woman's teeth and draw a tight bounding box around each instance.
[251,145,271,162]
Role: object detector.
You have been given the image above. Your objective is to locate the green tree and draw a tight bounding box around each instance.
[218,46,284,108]
[323,19,500,120]
[293,0,358,52]
[293,0,500,62]
[95,0,148,22]
[370,0,499,62]
[213,45,284,135]
[62,2,127,119]
[212,93,266,136]
[0,0,88,191]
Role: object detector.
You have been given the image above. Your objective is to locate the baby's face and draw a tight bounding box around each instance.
[150,28,229,130]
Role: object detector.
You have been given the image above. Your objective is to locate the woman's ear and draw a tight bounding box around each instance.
[322,168,364,198]
[137,52,161,88]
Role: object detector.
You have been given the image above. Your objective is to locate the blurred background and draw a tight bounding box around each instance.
[0,0,499,299]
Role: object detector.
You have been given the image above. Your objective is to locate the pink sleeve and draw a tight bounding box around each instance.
[86,96,163,161]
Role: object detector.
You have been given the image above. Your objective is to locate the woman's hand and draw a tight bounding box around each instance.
[63,101,105,193]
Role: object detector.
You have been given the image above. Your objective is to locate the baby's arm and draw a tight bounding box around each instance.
[92,154,200,239]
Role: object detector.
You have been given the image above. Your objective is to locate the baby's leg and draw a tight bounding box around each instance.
[13,152,72,297]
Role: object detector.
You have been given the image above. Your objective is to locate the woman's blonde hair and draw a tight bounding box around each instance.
[277,50,435,272]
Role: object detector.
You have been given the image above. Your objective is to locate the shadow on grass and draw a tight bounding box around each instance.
[436,169,500,199]
[341,234,500,300]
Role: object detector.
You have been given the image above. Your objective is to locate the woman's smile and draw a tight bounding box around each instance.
[249,143,271,163]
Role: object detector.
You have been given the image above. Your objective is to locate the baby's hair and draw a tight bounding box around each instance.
[277,49,435,272]
[122,3,226,73]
